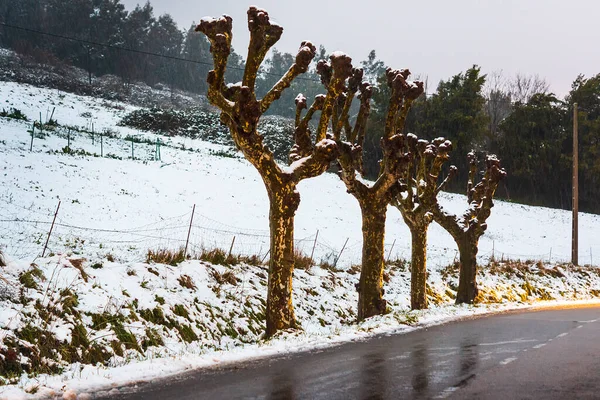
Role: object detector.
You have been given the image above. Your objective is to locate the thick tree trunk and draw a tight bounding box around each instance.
[410,226,428,310]
[265,186,300,337]
[357,202,387,320]
[455,237,479,304]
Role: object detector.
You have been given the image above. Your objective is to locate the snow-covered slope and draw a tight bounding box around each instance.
[1,81,598,269]
[1,81,599,399]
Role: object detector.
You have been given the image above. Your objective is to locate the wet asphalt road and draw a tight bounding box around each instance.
[96,305,600,400]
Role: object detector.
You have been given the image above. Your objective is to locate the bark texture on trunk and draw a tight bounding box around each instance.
[331,68,421,322]
[265,185,300,336]
[357,202,388,320]
[455,237,479,304]
[410,226,428,310]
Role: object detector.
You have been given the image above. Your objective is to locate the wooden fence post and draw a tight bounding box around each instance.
[30,123,35,151]
[42,201,61,257]
[184,204,196,258]
[309,230,319,267]
[228,236,236,258]
[333,238,349,268]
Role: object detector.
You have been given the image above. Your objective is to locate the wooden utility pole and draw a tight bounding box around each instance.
[572,103,579,265]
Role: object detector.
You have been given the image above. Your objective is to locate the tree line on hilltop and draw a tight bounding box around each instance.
[1,0,599,214]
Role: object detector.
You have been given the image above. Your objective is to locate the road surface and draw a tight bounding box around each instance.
[96,305,600,400]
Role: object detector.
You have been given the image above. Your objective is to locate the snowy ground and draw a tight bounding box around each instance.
[1,81,600,399]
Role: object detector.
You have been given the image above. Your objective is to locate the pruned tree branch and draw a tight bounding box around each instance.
[315,52,353,142]
[333,69,363,139]
[289,139,338,182]
[260,41,316,113]
[244,7,283,90]
[436,165,458,195]
[195,16,234,114]
[290,94,326,163]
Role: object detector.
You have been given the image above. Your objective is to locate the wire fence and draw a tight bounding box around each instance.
[2,192,593,269]
[0,194,358,267]
[1,107,596,268]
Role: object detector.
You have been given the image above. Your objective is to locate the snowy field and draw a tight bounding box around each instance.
[1,81,600,399]
[1,81,598,268]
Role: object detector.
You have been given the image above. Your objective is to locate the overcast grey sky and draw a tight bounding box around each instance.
[121,0,599,97]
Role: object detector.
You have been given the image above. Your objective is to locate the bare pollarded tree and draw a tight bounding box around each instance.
[391,136,453,310]
[330,66,423,320]
[196,8,363,336]
[510,73,550,104]
[483,70,513,140]
[433,153,506,304]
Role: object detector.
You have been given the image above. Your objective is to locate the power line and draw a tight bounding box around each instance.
[0,22,321,83]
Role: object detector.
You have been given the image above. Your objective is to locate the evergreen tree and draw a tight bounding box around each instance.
[566,74,600,212]
[89,0,128,77]
[45,0,95,67]
[361,50,385,84]
[179,24,211,93]
[0,0,46,50]
[495,93,568,207]
[122,2,155,83]
[256,49,296,117]
[148,14,183,87]
[414,66,489,186]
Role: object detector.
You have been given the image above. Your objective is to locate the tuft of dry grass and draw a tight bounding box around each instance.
[440,261,460,280]
[293,249,313,270]
[177,274,196,290]
[69,258,89,282]
[319,261,343,273]
[426,283,448,305]
[387,258,410,273]
[486,259,575,279]
[237,254,263,266]
[200,248,229,265]
[200,248,253,266]
[208,267,239,286]
[474,287,505,304]
[146,248,186,266]
[347,264,361,275]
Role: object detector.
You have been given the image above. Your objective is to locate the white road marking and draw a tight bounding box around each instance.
[533,343,546,349]
[434,387,458,399]
[556,332,568,338]
[577,325,584,329]
[479,339,538,346]
[500,357,517,365]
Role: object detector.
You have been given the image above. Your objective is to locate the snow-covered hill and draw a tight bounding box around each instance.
[1,81,598,268]
[1,81,599,399]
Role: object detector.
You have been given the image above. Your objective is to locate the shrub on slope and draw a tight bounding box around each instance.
[120,108,296,162]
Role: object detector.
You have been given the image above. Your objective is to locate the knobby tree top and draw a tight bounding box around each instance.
[196,7,349,187]
[435,152,507,238]
[332,65,425,201]
[393,135,454,224]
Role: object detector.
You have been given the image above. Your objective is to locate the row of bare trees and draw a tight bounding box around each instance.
[198,7,505,337]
